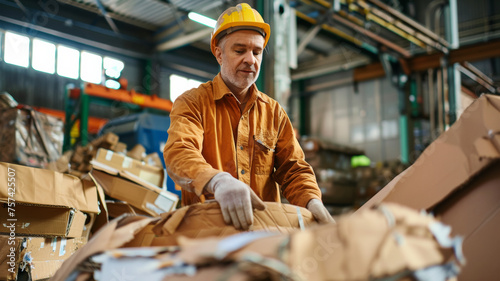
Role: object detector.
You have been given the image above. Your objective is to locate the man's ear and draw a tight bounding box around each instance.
[215,46,223,65]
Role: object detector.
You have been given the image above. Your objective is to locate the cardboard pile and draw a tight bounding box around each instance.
[90,148,178,217]
[0,162,100,280]
[49,129,177,219]
[0,106,63,169]
[51,203,464,281]
[359,94,500,280]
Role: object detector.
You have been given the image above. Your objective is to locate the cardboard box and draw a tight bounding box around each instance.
[126,144,146,161]
[359,94,500,280]
[111,142,127,154]
[0,162,99,237]
[143,152,163,168]
[0,235,86,280]
[90,168,177,217]
[93,148,164,187]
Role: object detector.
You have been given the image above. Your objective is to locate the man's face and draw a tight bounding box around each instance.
[215,30,265,94]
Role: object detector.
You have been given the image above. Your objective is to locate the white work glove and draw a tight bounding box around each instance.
[307,199,336,224]
[205,172,266,230]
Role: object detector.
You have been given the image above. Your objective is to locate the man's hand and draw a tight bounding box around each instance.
[307,199,336,224]
[205,172,266,230]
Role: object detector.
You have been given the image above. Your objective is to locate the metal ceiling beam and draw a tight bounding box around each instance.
[57,0,158,30]
[95,0,120,34]
[295,10,379,55]
[156,28,212,52]
[332,14,411,58]
[409,39,500,72]
[365,0,449,47]
[297,24,322,55]
[352,39,500,82]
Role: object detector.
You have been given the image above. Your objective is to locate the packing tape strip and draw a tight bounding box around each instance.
[296,207,305,231]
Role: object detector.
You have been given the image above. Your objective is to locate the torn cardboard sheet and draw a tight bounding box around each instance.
[51,203,463,281]
[359,94,500,280]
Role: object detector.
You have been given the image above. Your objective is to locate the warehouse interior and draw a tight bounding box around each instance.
[1,0,500,280]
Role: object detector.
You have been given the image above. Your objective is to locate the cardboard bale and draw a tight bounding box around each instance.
[0,162,99,238]
[90,168,177,217]
[0,235,86,281]
[126,144,146,161]
[0,108,63,168]
[93,148,164,187]
[359,94,500,280]
[125,202,317,247]
[51,203,463,281]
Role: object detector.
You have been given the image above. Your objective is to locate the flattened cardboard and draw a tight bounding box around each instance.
[0,162,99,238]
[0,162,99,213]
[0,235,86,281]
[0,203,86,237]
[94,148,164,187]
[359,94,500,280]
[90,168,177,217]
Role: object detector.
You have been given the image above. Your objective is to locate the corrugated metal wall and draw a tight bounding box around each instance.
[308,76,400,163]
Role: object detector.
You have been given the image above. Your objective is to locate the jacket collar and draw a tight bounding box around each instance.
[213,73,269,104]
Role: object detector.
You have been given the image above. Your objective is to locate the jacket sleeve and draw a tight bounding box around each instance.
[273,107,322,207]
[163,92,220,197]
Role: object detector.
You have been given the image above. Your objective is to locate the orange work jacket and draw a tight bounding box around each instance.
[163,74,321,207]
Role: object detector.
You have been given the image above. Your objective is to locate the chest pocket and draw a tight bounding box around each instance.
[253,133,276,175]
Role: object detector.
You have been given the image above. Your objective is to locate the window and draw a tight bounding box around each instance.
[4,32,30,68]
[169,74,203,103]
[103,57,124,89]
[80,51,102,84]
[57,45,79,79]
[32,38,56,74]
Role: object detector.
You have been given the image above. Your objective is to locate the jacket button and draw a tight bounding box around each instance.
[241,170,245,174]
[240,146,244,150]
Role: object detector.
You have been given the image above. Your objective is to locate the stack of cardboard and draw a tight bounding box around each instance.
[51,203,464,281]
[359,94,500,280]
[90,148,178,217]
[0,105,63,169]
[0,162,101,280]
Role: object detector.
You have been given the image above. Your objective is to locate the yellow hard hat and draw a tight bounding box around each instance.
[211,3,271,55]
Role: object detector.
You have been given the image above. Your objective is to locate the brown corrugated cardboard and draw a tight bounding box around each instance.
[93,148,164,187]
[0,235,86,281]
[126,144,146,161]
[0,162,99,237]
[105,200,142,219]
[51,203,463,281]
[90,168,177,217]
[125,202,316,247]
[359,94,500,280]
[143,152,163,168]
[111,142,127,154]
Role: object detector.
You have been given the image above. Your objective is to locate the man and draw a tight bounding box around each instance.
[163,3,334,230]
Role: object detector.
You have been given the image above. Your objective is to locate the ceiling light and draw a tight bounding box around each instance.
[188,12,216,28]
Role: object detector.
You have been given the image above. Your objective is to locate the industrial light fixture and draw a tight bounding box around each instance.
[188,12,216,28]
